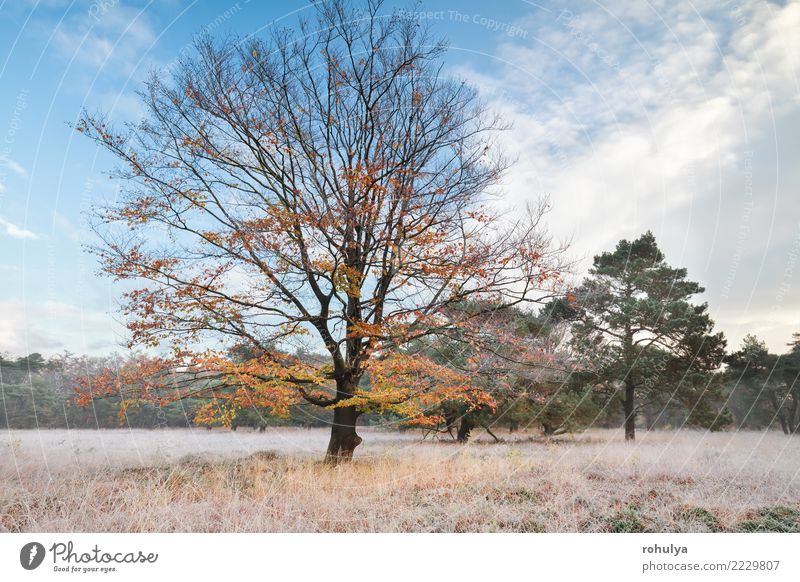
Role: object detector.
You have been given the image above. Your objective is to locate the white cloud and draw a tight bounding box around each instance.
[0,216,38,240]
[50,4,158,78]
[0,157,26,177]
[455,0,800,352]
[0,300,123,356]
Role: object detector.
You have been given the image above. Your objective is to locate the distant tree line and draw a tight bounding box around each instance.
[725,333,800,434]
[4,232,797,438]
[0,352,325,430]
[0,352,394,430]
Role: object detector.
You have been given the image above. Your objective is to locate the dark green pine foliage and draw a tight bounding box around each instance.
[779,334,800,434]
[565,231,727,440]
[725,333,799,434]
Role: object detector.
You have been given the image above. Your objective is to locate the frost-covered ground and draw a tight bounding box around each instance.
[1,428,799,532]
[0,427,422,470]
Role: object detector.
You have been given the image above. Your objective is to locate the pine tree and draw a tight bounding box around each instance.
[565,231,727,440]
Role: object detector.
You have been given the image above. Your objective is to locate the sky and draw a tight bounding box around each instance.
[0,0,798,357]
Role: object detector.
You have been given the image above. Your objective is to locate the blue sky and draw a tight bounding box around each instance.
[0,0,799,356]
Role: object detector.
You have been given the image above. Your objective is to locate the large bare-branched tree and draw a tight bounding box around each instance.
[78,0,566,462]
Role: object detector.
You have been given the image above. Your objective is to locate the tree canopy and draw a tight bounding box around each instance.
[558,231,727,440]
[76,0,565,461]
[725,333,799,434]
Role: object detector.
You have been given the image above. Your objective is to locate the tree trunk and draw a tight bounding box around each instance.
[770,392,789,434]
[482,422,502,443]
[624,378,636,441]
[644,407,657,431]
[444,410,458,440]
[787,396,798,435]
[456,416,474,443]
[325,406,362,464]
[622,320,636,442]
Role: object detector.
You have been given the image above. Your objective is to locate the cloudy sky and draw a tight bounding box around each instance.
[0,0,798,356]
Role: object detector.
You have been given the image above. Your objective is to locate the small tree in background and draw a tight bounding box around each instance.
[416,302,595,442]
[76,0,566,462]
[779,333,800,434]
[559,231,726,441]
[726,334,799,434]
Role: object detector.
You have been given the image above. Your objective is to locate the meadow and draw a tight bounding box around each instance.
[1,427,799,533]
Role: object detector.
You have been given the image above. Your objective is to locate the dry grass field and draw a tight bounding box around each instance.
[1,427,799,532]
